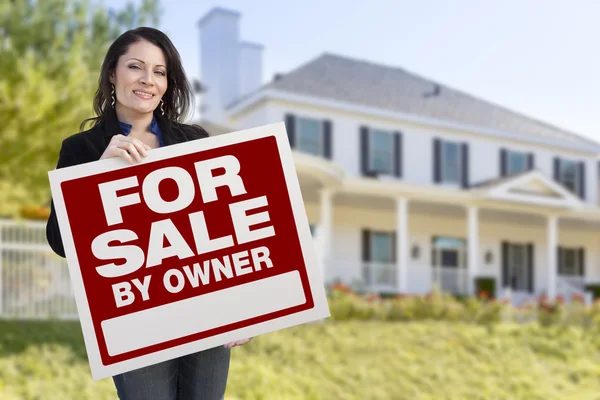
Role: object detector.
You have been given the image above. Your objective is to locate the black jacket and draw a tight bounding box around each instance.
[45,110,210,258]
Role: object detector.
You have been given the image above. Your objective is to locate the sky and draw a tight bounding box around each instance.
[103,0,600,143]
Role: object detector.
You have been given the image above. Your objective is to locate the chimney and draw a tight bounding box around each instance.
[197,8,263,124]
[197,8,241,123]
[239,41,263,97]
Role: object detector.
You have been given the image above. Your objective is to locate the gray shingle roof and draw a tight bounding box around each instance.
[248,53,598,149]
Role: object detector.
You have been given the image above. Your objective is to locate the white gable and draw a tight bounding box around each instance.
[508,177,562,197]
[477,170,583,209]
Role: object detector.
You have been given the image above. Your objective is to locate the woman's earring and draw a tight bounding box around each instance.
[111,84,115,108]
[160,99,164,116]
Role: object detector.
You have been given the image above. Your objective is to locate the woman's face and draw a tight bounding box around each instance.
[110,40,168,118]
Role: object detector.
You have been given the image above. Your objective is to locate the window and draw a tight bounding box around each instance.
[558,247,583,276]
[371,232,394,263]
[296,117,322,156]
[558,159,578,194]
[441,141,461,184]
[507,151,527,175]
[369,129,395,174]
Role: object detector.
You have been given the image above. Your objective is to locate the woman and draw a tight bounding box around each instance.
[45,27,250,400]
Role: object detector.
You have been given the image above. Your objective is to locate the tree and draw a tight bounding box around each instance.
[0,0,163,218]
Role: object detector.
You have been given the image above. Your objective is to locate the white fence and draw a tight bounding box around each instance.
[0,219,78,319]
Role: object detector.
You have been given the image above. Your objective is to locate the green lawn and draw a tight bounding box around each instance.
[1,319,600,399]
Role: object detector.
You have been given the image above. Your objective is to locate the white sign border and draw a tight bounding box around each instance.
[48,121,331,380]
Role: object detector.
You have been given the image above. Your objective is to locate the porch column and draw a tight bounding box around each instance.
[547,215,557,300]
[319,188,333,283]
[396,198,408,293]
[467,206,479,296]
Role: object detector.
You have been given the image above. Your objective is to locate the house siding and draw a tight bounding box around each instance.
[248,100,598,205]
[223,98,600,299]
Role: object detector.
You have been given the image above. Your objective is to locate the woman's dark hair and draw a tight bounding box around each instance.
[80,27,200,136]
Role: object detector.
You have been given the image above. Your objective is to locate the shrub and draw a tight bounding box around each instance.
[326,282,600,328]
[584,284,600,298]
[474,277,496,299]
[328,284,386,321]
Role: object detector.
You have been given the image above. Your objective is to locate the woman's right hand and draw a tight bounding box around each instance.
[100,134,151,164]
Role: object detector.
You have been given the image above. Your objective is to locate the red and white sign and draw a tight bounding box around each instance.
[48,122,330,380]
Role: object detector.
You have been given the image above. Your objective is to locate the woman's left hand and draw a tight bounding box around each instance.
[224,338,253,349]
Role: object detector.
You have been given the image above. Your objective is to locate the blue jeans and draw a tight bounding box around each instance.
[112,346,231,400]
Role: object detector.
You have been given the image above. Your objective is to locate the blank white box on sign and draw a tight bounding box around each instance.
[102,271,306,356]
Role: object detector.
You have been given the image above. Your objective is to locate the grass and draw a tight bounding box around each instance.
[1,319,600,399]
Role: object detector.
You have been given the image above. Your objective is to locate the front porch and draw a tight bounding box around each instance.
[329,259,471,297]
[298,161,600,304]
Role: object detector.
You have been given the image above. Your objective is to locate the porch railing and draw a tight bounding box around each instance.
[0,219,77,319]
[362,262,397,292]
[432,267,469,295]
[556,275,593,305]
[328,261,470,296]
[557,275,585,290]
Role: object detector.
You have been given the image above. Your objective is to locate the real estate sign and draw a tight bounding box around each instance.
[48,122,330,380]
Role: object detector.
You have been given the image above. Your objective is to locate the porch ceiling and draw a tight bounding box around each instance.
[330,195,554,225]
[558,216,600,232]
[333,192,397,212]
[408,201,466,217]
[292,151,344,190]
[479,208,546,226]
[297,172,323,202]
[330,194,467,218]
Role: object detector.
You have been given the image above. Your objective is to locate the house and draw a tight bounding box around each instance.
[194,7,600,303]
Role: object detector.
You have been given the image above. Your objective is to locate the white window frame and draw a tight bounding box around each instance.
[506,150,528,175]
[368,128,395,175]
[558,159,579,195]
[440,140,462,184]
[295,116,323,156]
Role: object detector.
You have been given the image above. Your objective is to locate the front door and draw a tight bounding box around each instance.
[503,242,533,293]
[431,236,467,294]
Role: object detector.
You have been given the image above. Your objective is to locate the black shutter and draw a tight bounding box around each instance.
[362,229,371,262]
[461,142,469,188]
[361,229,371,284]
[553,158,560,181]
[323,120,332,159]
[527,243,534,293]
[502,241,509,289]
[557,246,563,275]
[394,131,402,178]
[527,153,534,170]
[391,232,397,263]
[433,138,441,183]
[360,126,369,176]
[579,247,585,277]
[285,114,295,148]
[578,161,585,200]
[500,148,507,176]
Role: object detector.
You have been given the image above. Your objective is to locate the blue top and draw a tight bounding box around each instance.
[119,115,165,147]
